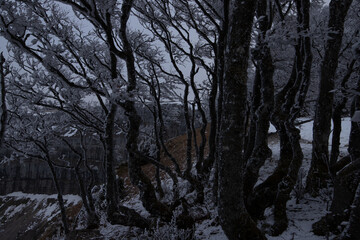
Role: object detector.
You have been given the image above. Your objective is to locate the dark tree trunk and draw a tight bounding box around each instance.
[103,0,124,222]
[247,54,299,219]
[312,77,360,237]
[348,77,360,161]
[183,85,193,178]
[120,0,172,221]
[342,182,360,240]
[104,104,120,223]
[330,59,356,168]
[271,123,304,235]
[247,125,293,219]
[244,69,262,161]
[81,134,97,214]
[191,103,200,163]
[180,83,204,205]
[190,70,208,177]
[210,0,229,205]
[307,0,353,195]
[247,2,312,235]
[74,161,99,229]
[0,53,7,148]
[105,115,148,227]
[46,155,69,235]
[152,109,164,198]
[198,3,229,203]
[341,77,360,239]
[203,66,217,177]
[218,1,265,239]
[125,101,171,220]
[331,105,344,168]
[61,135,100,229]
[270,0,312,234]
[244,0,274,199]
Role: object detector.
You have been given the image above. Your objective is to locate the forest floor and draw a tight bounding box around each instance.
[0,118,351,239]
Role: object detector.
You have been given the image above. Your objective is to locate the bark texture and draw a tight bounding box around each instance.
[269,2,312,235]
[312,77,360,237]
[218,0,265,239]
[307,0,353,195]
[348,77,360,161]
[0,53,7,148]
[45,154,69,235]
[104,104,120,222]
[342,182,360,240]
[244,0,274,199]
[120,0,172,221]
[342,75,360,239]
[207,0,229,204]
[247,2,312,236]
[330,59,355,168]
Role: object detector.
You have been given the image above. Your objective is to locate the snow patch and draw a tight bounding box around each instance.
[6,192,81,204]
[63,127,78,137]
[299,118,351,147]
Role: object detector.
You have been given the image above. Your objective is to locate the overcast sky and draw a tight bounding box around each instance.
[0,0,332,56]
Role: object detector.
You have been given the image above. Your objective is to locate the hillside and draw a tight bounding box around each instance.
[0,118,352,239]
[0,193,81,240]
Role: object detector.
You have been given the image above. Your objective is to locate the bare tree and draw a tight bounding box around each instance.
[307,0,354,195]
[217,1,266,239]
[0,52,8,147]
[247,0,313,235]
[243,0,274,199]
[6,110,71,236]
[0,0,151,226]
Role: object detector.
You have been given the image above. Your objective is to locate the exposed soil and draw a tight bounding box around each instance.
[116,125,211,196]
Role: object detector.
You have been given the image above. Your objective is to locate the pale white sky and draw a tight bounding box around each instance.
[0,0,332,54]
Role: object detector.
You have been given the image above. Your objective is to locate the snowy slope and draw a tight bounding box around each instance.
[261,118,351,240]
[0,118,351,239]
[0,193,81,240]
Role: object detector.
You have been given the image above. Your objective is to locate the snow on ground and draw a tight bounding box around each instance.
[256,118,352,240]
[197,115,345,239]
[1,118,351,239]
[99,221,133,239]
[0,192,82,240]
[4,204,27,219]
[97,118,349,239]
[1,193,81,228]
[6,192,81,204]
[266,196,329,240]
[299,117,351,147]
[256,138,329,239]
[269,117,351,147]
[195,218,226,239]
[4,192,82,222]
[269,123,277,133]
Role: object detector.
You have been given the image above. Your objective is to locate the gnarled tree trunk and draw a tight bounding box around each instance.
[244,0,274,199]
[307,0,353,195]
[218,1,265,239]
[247,1,312,236]
[342,182,360,239]
[104,104,120,222]
[120,0,172,221]
[330,59,356,169]
[312,76,360,237]
[0,53,7,148]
